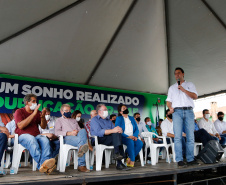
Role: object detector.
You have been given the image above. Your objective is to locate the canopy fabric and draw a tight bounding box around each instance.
[0,0,225,97]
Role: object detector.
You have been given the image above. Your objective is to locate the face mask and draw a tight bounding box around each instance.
[76,117,81,122]
[30,103,37,110]
[205,114,210,120]
[122,109,129,114]
[136,117,141,122]
[147,121,152,125]
[112,120,116,123]
[168,114,172,119]
[219,117,223,121]
[102,111,108,118]
[63,112,72,118]
[45,115,50,121]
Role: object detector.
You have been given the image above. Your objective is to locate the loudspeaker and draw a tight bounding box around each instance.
[197,140,224,164]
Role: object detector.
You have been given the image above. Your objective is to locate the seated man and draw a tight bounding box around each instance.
[6,108,18,146]
[90,104,129,171]
[39,107,60,158]
[161,109,186,156]
[198,109,226,145]
[55,104,89,172]
[0,121,9,169]
[15,94,56,174]
[214,112,226,138]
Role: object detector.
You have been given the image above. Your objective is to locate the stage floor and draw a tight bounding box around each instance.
[1,158,226,185]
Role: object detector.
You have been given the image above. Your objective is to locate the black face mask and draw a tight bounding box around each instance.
[122,109,129,114]
[112,120,116,123]
[168,114,172,119]
[219,117,223,121]
[136,117,141,122]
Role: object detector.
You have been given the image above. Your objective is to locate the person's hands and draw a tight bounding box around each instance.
[133,136,138,141]
[169,107,174,114]
[178,85,186,92]
[45,133,54,139]
[128,136,135,140]
[67,130,79,136]
[182,133,186,137]
[40,107,46,118]
[113,126,122,133]
[0,127,10,138]
[33,104,41,115]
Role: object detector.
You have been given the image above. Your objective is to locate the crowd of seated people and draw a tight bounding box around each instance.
[1,93,226,175]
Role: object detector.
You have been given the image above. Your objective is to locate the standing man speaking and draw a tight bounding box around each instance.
[166,67,199,167]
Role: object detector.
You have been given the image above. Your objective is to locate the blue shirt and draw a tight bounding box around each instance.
[194,122,199,131]
[6,119,16,135]
[90,115,115,137]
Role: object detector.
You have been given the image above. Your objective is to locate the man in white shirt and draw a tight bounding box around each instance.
[161,109,186,155]
[166,67,198,167]
[198,109,226,145]
[214,112,226,138]
[39,107,60,158]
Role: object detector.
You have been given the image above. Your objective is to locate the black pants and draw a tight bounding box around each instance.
[97,133,125,157]
[194,129,213,146]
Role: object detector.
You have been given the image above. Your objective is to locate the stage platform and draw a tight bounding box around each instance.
[1,158,226,185]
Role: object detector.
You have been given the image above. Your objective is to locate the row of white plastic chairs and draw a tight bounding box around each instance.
[0,132,204,174]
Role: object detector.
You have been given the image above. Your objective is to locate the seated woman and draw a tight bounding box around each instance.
[115,104,143,167]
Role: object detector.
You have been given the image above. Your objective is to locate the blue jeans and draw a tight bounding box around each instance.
[64,129,87,166]
[50,139,60,158]
[0,133,7,166]
[173,109,195,162]
[219,134,226,145]
[122,137,143,161]
[19,134,52,169]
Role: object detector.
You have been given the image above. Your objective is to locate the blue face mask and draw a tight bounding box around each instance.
[63,112,72,118]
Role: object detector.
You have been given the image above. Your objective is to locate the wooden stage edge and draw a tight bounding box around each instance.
[1,159,226,185]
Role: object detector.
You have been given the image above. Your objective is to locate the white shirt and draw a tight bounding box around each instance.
[214,119,226,135]
[137,121,148,136]
[39,116,56,134]
[198,118,218,135]
[124,117,133,136]
[6,120,16,135]
[166,81,198,108]
[161,118,174,137]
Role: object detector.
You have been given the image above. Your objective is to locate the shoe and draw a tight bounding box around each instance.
[126,163,134,167]
[45,164,56,175]
[116,163,131,171]
[187,160,201,166]
[177,161,187,168]
[113,153,123,160]
[39,158,56,173]
[78,166,90,173]
[78,144,89,157]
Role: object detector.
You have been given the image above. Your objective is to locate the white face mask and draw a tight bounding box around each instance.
[45,115,50,121]
[147,121,152,125]
[102,111,108,119]
[205,114,210,119]
[30,103,37,110]
[76,117,81,122]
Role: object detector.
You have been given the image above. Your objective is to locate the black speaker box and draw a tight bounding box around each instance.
[197,140,224,164]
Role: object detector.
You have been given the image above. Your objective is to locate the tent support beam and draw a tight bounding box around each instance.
[85,0,138,85]
[201,0,226,30]
[0,0,86,45]
[164,0,171,88]
[198,90,226,99]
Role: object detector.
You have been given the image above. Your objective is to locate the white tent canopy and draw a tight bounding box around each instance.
[0,0,225,97]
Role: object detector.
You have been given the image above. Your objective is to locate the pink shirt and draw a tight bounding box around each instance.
[55,117,81,136]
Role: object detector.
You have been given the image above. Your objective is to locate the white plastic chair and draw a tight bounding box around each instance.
[11,134,37,174]
[0,151,5,173]
[194,142,203,156]
[5,138,12,168]
[58,135,90,172]
[141,132,173,165]
[94,136,114,171]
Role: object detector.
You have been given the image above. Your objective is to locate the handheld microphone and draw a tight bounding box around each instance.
[177,79,180,85]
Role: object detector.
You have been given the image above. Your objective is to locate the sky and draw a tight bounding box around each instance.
[194,93,226,112]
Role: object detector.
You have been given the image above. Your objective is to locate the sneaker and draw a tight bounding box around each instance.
[116,163,130,171]
[187,160,201,166]
[177,161,187,168]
